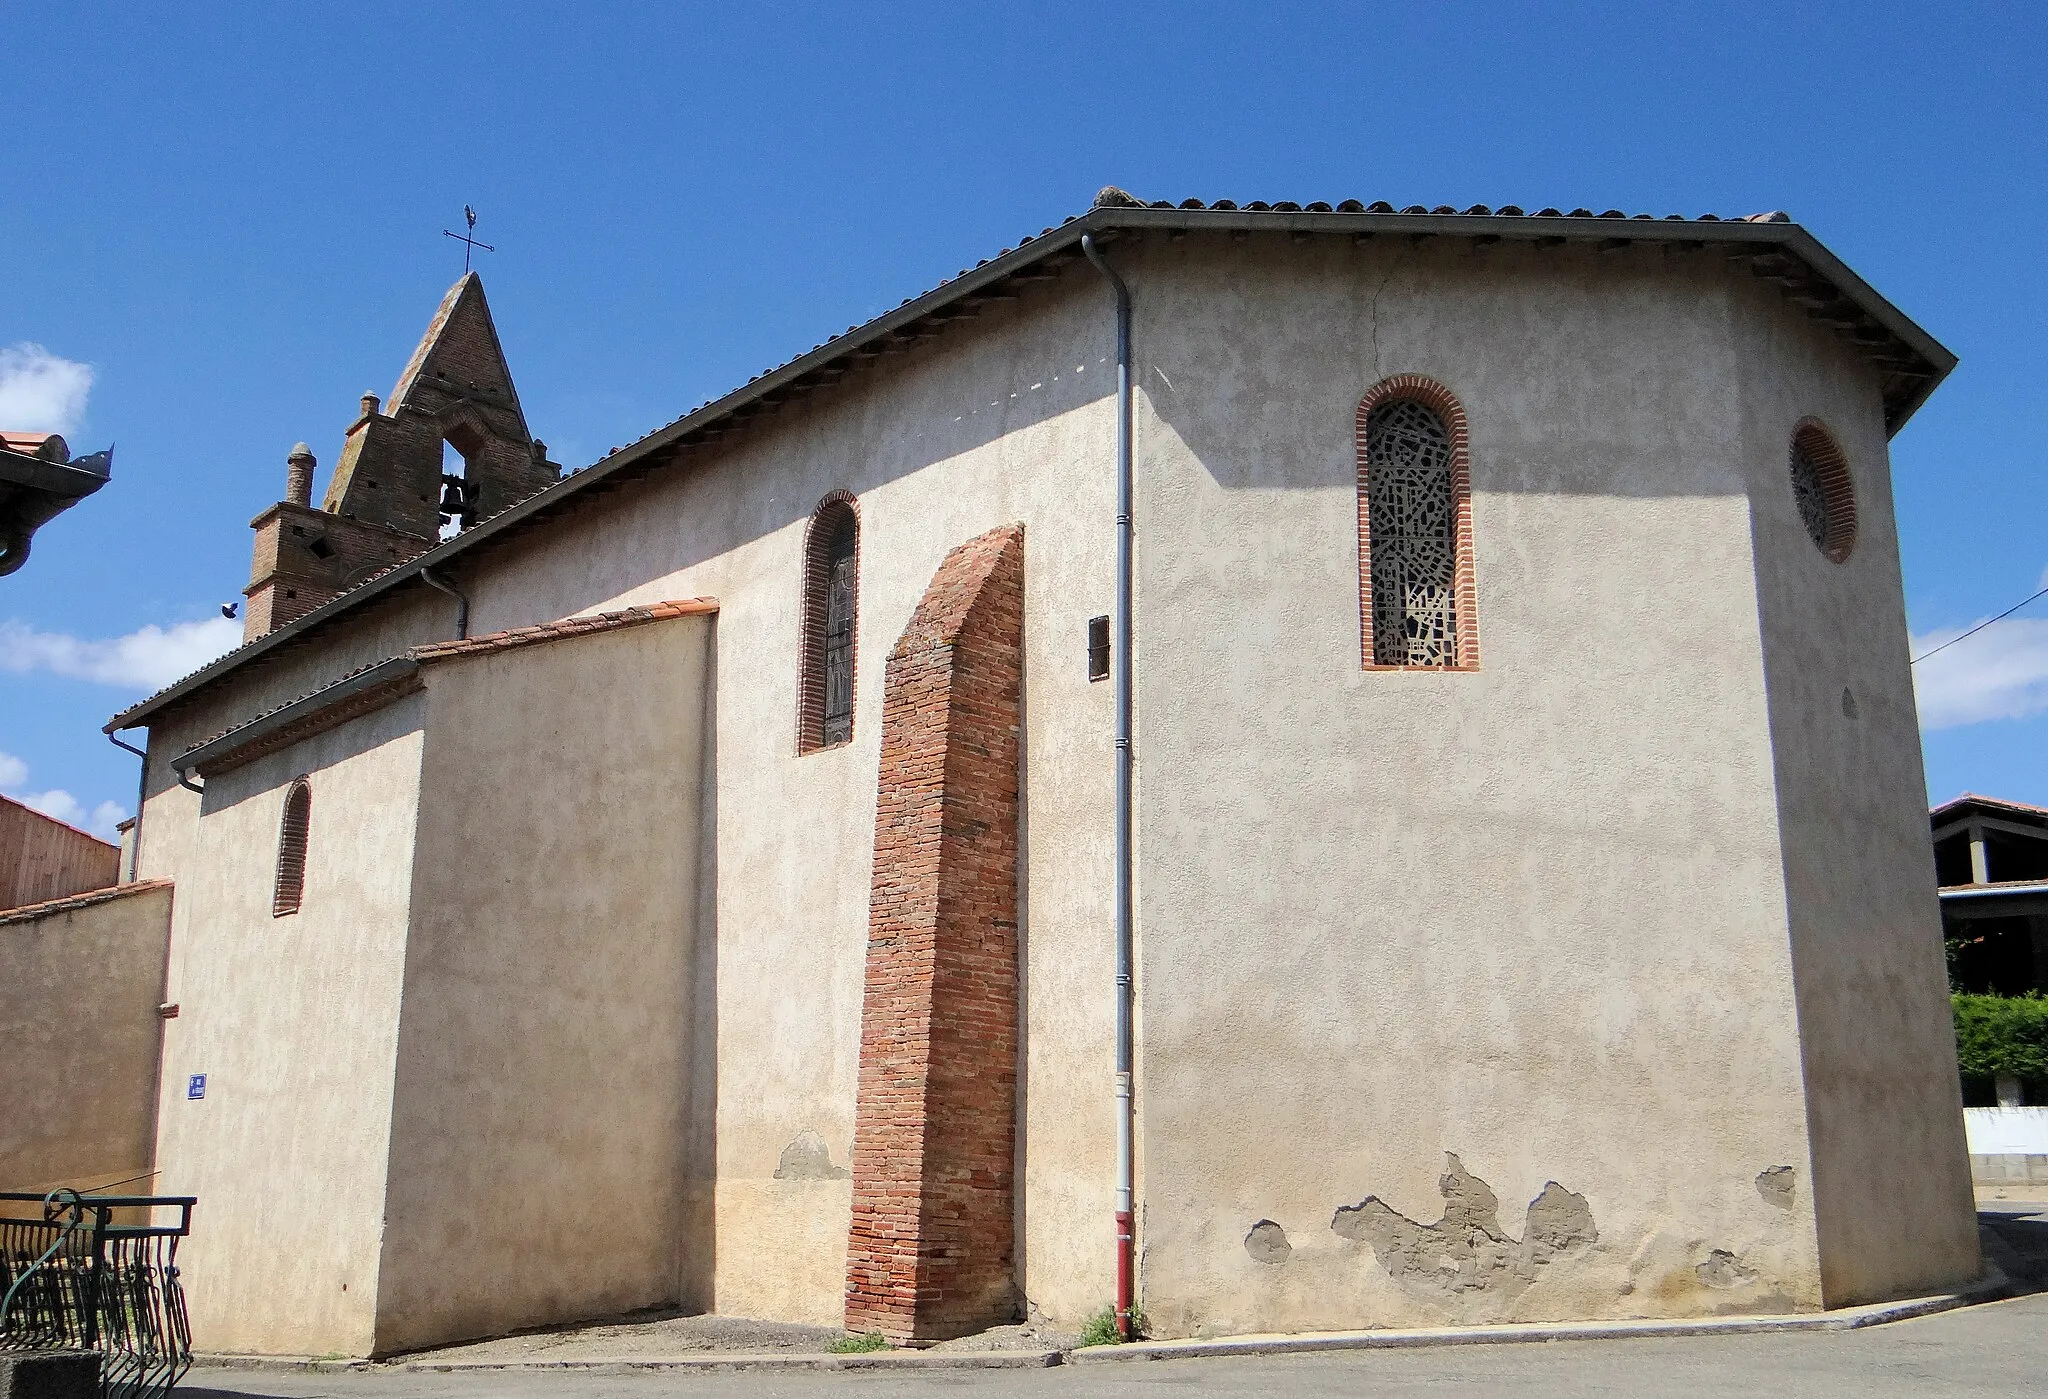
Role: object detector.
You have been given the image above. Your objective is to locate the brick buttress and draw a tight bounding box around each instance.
[844,523,1025,1343]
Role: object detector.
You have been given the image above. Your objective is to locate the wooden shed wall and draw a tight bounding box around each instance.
[1,794,119,912]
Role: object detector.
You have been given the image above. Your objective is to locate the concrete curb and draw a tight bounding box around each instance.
[191,1269,2014,1378]
[401,1350,1063,1374]
[1070,1270,2015,1364]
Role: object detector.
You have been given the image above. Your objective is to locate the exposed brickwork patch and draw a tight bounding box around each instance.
[845,524,1025,1344]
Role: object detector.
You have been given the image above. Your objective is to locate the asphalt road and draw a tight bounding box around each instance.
[182,1289,2048,1399]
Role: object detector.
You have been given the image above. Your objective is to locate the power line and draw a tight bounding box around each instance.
[1911,581,2048,666]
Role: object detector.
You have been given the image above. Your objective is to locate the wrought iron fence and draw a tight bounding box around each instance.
[0,1190,195,1398]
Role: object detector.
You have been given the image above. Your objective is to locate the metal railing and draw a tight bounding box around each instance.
[0,1190,195,1398]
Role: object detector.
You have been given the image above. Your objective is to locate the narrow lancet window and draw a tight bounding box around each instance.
[273,777,311,917]
[800,493,861,751]
[1356,378,1476,669]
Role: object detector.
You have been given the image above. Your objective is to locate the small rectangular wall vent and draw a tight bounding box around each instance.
[1088,615,1110,682]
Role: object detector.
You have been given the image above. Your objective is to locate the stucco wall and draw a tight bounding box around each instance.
[456,283,1123,1327]
[370,616,713,1354]
[122,228,1969,1343]
[1127,237,1831,1336]
[150,699,425,1357]
[131,589,451,892]
[1733,277,1979,1304]
[0,883,171,1193]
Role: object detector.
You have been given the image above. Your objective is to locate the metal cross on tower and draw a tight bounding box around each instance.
[442,205,495,272]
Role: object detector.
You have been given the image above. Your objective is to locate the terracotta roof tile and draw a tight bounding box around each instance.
[107,193,1945,733]
[0,879,172,927]
[175,600,718,769]
[408,598,717,663]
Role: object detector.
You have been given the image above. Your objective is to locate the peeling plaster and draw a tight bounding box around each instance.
[1331,1154,1596,1301]
[1697,1248,1761,1289]
[773,1129,850,1181]
[1755,1166,1796,1211]
[1244,1220,1292,1265]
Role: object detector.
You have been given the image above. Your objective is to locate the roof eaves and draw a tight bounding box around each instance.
[108,202,1950,732]
[176,656,421,779]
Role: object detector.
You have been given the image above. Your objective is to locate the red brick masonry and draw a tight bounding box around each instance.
[845,524,1025,1343]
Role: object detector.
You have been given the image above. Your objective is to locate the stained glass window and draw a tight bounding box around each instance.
[1366,399,1460,666]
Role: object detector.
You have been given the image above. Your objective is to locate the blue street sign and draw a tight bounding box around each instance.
[187,1074,206,1100]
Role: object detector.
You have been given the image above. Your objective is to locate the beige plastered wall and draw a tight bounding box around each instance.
[121,230,1972,1344]
[1732,279,1979,1303]
[369,617,713,1354]
[461,280,1125,1328]
[1127,236,1844,1337]
[131,279,1125,1334]
[149,698,426,1356]
[0,884,172,1194]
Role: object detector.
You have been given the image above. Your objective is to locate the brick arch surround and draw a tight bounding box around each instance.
[844,522,1025,1343]
[1355,374,1479,670]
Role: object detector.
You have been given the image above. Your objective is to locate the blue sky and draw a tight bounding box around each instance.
[2,1,2043,837]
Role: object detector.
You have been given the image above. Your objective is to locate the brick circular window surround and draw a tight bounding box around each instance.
[1788,420,1856,564]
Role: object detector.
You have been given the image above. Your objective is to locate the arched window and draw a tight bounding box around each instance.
[273,777,311,917]
[799,492,860,752]
[1788,419,1856,563]
[1356,376,1477,669]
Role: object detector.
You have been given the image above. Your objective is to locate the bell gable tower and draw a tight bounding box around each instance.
[243,273,559,640]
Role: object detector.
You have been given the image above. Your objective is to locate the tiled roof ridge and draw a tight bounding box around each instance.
[109,192,1947,733]
[1932,792,2048,820]
[408,598,718,662]
[174,599,719,761]
[0,879,172,927]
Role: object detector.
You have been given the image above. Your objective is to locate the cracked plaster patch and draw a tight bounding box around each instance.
[1331,1153,1596,1302]
[773,1128,851,1180]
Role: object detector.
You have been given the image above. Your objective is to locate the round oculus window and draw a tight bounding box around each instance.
[1788,422,1856,563]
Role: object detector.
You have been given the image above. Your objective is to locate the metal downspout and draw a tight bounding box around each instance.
[421,567,470,640]
[108,731,147,879]
[1082,232,1137,1339]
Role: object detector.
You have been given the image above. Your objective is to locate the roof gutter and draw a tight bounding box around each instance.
[175,656,421,781]
[105,205,1955,735]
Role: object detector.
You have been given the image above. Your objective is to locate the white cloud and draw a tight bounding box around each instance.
[1912,615,2048,731]
[0,749,126,841]
[20,790,127,841]
[0,615,242,691]
[0,343,94,437]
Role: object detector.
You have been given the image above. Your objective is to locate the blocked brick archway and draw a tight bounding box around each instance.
[844,523,1024,1343]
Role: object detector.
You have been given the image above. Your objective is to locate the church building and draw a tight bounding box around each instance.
[99,190,1978,1357]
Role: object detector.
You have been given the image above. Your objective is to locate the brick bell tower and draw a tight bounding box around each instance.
[242,273,559,640]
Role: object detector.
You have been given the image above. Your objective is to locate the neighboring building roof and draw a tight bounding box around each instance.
[174,599,718,778]
[0,432,69,461]
[107,192,1955,734]
[1939,880,2048,918]
[0,879,172,928]
[2,433,111,578]
[1931,793,2048,829]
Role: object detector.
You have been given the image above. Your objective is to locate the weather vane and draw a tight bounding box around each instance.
[442,206,494,272]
